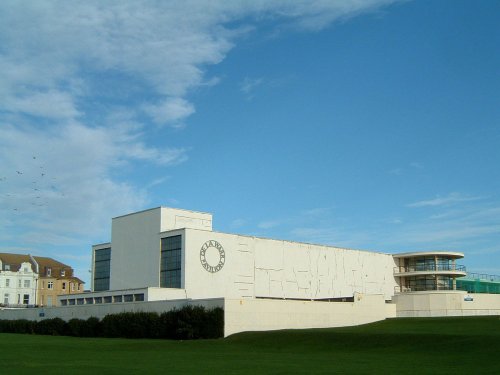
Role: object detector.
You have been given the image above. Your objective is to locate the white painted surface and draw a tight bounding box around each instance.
[183,229,398,301]
[1,295,396,337]
[110,208,162,290]
[224,294,394,336]
[108,208,213,290]
[393,291,500,317]
[0,261,37,306]
[160,207,212,232]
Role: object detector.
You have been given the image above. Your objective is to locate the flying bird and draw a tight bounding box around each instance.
[16,171,23,174]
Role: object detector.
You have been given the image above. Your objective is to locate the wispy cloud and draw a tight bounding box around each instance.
[240,77,264,100]
[0,0,403,282]
[0,123,181,243]
[257,219,283,230]
[407,192,482,208]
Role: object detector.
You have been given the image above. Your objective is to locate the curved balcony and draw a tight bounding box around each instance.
[394,264,467,277]
[393,251,467,293]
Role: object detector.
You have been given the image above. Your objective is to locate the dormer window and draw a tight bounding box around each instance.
[5,264,10,271]
[61,269,66,277]
[47,267,52,277]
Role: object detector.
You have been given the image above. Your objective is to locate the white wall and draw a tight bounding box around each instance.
[0,262,37,306]
[160,207,212,232]
[183,229,398,301]
[107,207,213,290]
[224,294,395,336]
[394,291,500,317]
[110,208,162,290]
[100,208,398,300]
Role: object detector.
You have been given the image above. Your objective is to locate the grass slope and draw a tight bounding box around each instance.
[1,316,499,374]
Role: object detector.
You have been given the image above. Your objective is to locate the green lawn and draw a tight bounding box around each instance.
[1,316,499,374]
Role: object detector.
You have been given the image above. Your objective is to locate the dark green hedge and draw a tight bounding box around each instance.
[0,306,223,340]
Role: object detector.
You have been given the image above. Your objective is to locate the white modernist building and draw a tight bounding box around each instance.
[2,207,498,336]
[91,207,397,301]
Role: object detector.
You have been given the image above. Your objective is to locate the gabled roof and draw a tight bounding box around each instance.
[32,256,71,269]
[0,253,76,276]
[0,253,34,272]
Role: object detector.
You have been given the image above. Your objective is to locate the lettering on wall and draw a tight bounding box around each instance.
[200,240,225,273]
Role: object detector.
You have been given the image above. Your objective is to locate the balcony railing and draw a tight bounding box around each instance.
[394,285,457,293]
[460,272,500,282]
[394,264,466,274]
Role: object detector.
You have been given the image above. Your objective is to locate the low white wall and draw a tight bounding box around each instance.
[0,298,223,322]
[0,294,398,337]
[394,291,500,317]
[224,293,394,337]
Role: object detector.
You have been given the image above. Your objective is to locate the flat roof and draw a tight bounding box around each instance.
[112,206,212,220]
[393,251,464,259]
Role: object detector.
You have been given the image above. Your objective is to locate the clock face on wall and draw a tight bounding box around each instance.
[200,240,225,273]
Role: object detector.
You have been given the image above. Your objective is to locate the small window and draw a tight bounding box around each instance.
[134,294,145,302]
[23,294,29,304]
[113,295,123,303]
[104,296,112,303]
[47,267,52,276]
[95,297,102,304]
[18,279,22,288]
[124,294,133,302]
[61,269,66,277]
[24,280,30,288]
[5,264,10,271]
[4,294,9,305]
[48,281,54,290]
[62,282,66,290]
[60,299,67,306]
[71,283,75,291]
[23,267,28,273]
[77,298,84,305]
[5,279,10,287]
[85,298,94,304]
[68,299,76,305]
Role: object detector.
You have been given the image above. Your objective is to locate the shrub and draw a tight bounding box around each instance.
[34,317,68,336]
[101,312,161,339]
[0,319,35,334]
[0,305,224,339]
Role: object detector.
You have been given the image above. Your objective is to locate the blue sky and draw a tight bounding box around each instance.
[0,0,499,285]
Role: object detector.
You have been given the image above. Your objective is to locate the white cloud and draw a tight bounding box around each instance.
[240,77,263,99]
[143,97,195,127]
[407,192,482,208]
[258,219,282,229]
[0,123,187,244]
[0,0,402,277]
[0,0,401,123]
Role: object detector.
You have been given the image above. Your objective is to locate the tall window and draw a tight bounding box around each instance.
[93,248,111,291]
[160,235,182,288]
